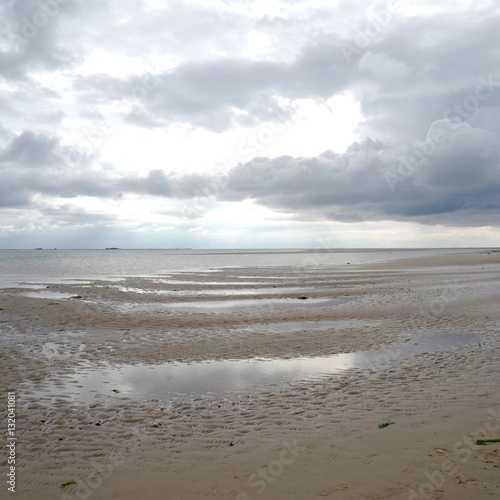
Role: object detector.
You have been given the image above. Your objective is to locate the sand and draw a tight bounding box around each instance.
[1,250,500,499]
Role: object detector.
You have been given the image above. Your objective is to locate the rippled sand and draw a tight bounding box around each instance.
[1,250,500,499]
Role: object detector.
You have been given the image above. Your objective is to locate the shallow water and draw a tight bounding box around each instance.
[22,290,77,300]
[115,296,358,314]
[243,319,378,333]
[33,331,480,405]
[0,248,478,288]
[115,285,332,296]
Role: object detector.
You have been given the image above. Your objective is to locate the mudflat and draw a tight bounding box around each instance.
[1,250,499,499]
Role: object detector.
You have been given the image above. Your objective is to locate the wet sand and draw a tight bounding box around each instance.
[1,250,500,499]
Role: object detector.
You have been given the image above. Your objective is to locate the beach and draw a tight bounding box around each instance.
[1,249,500,499]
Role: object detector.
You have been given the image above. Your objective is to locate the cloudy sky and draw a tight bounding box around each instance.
[1,0,500,249]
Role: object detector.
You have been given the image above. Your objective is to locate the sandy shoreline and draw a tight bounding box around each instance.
[1,250,500,499]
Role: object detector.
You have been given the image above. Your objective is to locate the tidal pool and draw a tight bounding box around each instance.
[116,296,358,314]
[33,331,480,404]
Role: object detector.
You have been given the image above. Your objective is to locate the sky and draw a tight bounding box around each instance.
[1,0,500,249]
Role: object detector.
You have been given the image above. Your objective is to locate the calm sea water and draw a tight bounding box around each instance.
[0,248,477,288]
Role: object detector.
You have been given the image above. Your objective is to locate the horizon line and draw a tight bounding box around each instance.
[0,247,498,251]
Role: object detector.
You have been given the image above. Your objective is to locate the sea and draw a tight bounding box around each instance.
[0,248,480,288]
[0,247,487,402]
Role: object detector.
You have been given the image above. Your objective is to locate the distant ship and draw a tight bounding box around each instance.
[105,247,120,250]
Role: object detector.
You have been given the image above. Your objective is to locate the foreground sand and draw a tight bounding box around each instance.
[1,250,500,499]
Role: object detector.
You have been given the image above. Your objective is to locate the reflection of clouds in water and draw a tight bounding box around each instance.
[0,278,93,289]
[116,285,327,296]
[69,356,359,403]
[115,296,358,314]
[33,331,481,404]
[151,279,270,285]
[23,290,75,299]
[133,356,358,395]
[248,319,379,333]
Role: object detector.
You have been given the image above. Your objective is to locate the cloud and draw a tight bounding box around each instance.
[0,0,79,80]
[357,51,410,79]
[2,124,499,228]
[64,7,500,136]
[71,39,357,132]
[0,130,60,164]
[1,1,500,246]
[39,203,118,227]
[220,127,500,226]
